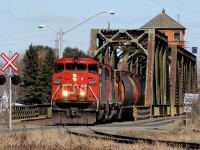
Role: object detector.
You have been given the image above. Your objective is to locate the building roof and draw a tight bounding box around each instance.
[141,9,186,29]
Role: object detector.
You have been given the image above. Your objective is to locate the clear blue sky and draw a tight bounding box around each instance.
[0,0,200,57]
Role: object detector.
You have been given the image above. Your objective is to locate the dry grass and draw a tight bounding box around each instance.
[120,93,200,144]
[120,126,200,144]
[0,128,184,150]
[0,91,199,150]
[188,97,200,128]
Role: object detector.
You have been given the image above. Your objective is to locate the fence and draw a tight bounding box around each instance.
[12,104,51,120]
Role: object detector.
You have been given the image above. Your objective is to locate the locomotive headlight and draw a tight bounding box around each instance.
[80,91,85,96]
[62,90,69,97]
[72,74,77,81]
[80,84,87,97]
[73,74,77,78]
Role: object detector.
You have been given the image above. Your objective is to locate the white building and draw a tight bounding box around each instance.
[0,90,8,112]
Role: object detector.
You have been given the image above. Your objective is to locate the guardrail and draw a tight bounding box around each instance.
[12,104,51,120]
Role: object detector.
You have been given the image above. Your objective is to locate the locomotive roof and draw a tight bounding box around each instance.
[63,55,92,58]
[55,56,114,69]
[56,56,98,63]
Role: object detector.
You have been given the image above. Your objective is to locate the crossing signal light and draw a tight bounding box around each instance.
[0,74,21,85]
[11,75,21,85]
[0,75,6,85]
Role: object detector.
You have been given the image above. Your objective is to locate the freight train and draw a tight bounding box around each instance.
[51,56,145,124]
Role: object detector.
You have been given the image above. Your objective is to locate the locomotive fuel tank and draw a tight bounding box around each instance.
[121,72,145,106]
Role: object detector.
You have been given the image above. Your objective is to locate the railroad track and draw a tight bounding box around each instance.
[1,117,199,149]
[67,126,200,149]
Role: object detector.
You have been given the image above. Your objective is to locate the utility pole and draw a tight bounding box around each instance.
[58,28,63,59]
[38,11,115,59]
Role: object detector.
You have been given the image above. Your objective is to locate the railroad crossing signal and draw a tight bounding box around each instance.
[0,74,21,85]
[0,52,21,85]
[0,75,6,85]
[0,53,19,72]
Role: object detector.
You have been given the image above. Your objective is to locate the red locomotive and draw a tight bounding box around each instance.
[51,56,145,124]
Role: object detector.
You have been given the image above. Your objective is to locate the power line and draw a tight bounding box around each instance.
[151,0,200,14]
[0,30,38,36]
[175,0,200,8]
[0,34,55,41]
[0,28,91,41]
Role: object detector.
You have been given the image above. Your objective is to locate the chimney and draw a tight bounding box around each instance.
[162,9,165,14]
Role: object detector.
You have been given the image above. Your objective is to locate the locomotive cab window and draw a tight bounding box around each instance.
[88,64,98,74]
[66,63,86,70]
[54,63,64,72]
[77,64,87,70]
[66,63,75,70]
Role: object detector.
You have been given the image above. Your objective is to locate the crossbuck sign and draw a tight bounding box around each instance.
[0,53,19,72]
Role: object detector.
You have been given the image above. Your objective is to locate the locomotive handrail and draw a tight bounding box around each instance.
[87,85,99,112]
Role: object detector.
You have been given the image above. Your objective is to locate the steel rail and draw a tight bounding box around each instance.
[90,128,200,149]
[67,127,200,149]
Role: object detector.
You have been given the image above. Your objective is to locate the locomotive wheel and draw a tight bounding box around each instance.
[96,103,109,123]
[117,107,122,120]
[108,109,117,121]
[97,109,104,122]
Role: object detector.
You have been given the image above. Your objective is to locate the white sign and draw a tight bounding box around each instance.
[184,94,193,104]
[184,105,192,113]
[184,93,199,104]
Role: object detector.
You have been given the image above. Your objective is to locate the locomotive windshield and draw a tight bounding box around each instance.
[55,62,98,73]
[66,63,75,70]
[77,64,87,70]
[66,63,87,70]
[54,63,64,72]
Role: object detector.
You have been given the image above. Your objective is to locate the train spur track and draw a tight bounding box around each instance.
[67,126,200,149]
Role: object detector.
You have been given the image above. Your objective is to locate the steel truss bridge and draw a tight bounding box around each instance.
[89,29,197,117]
